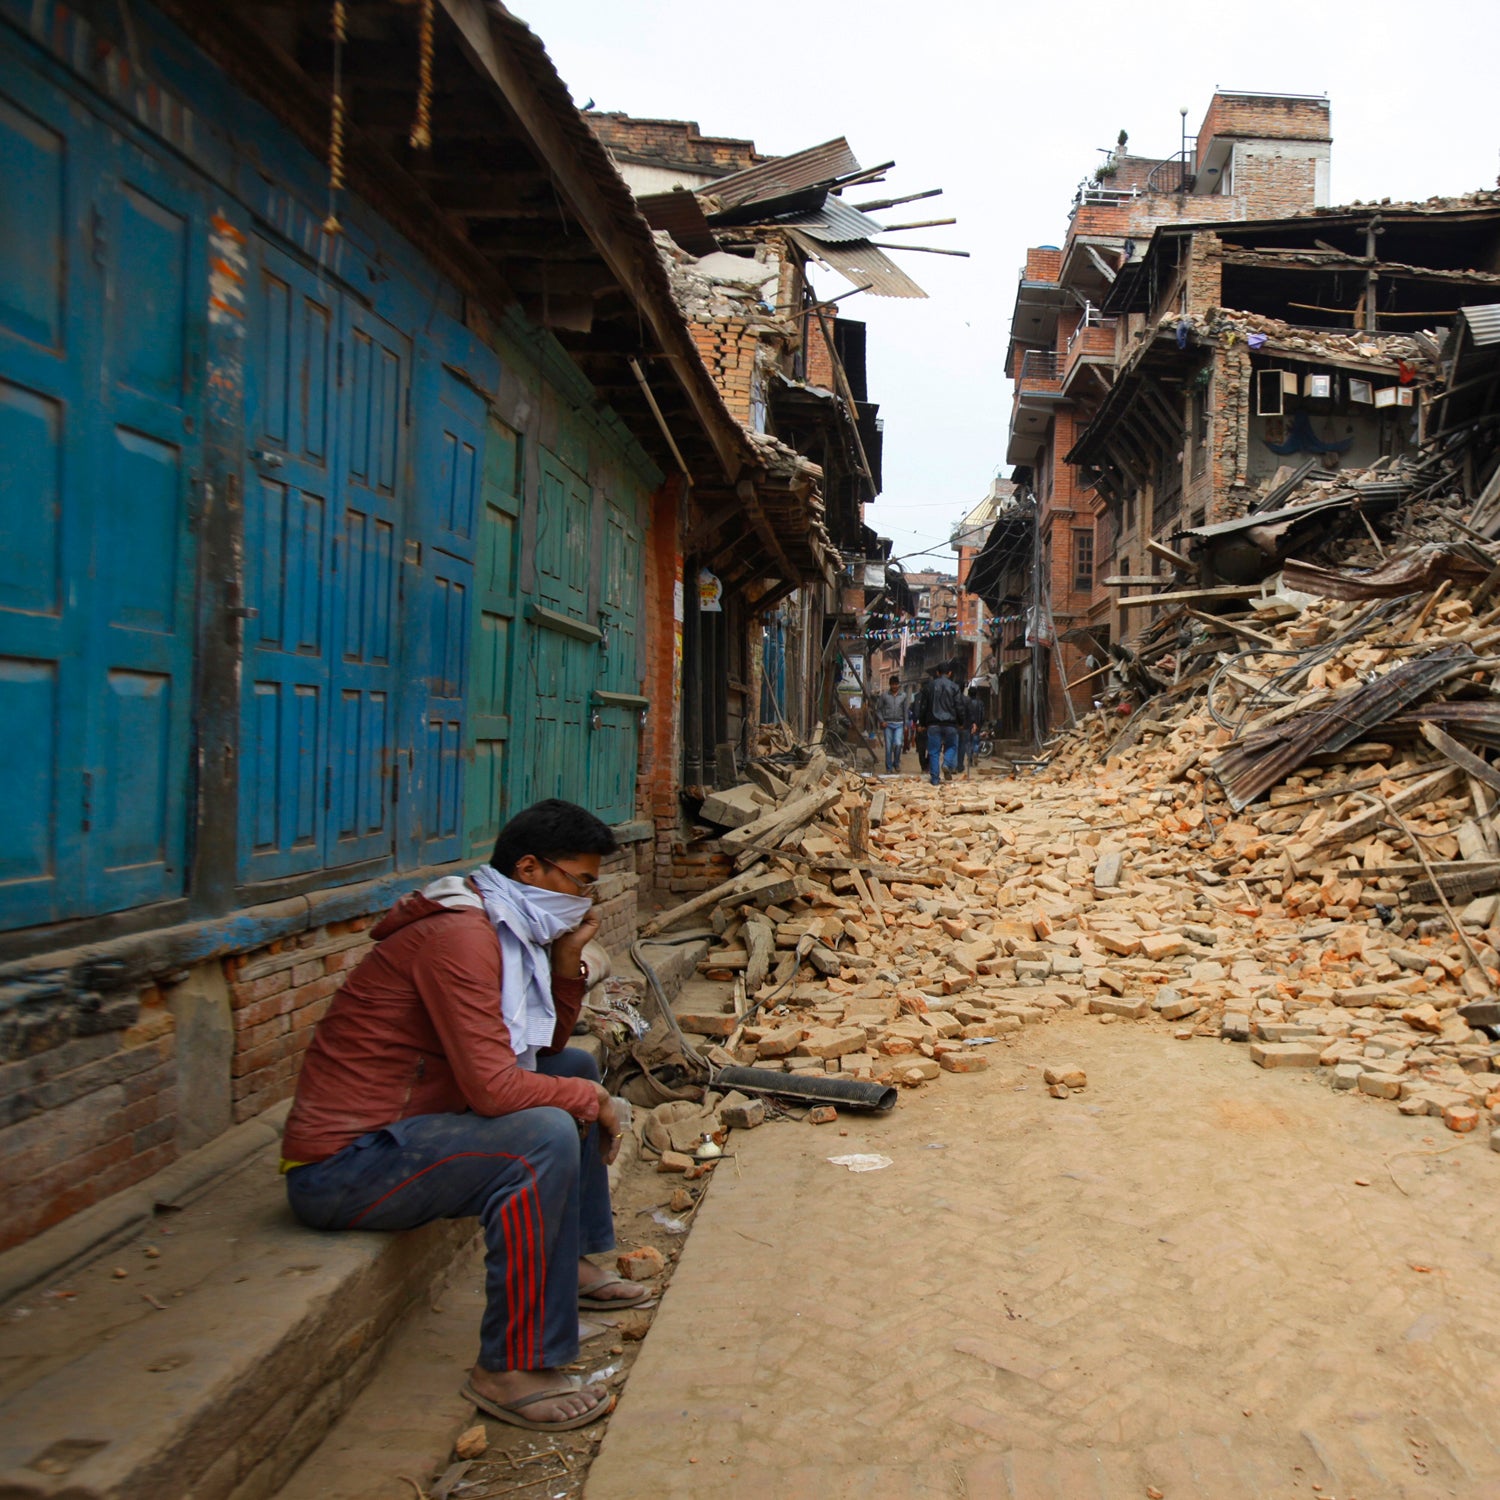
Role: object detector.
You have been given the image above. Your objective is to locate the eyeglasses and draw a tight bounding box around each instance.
[538,856,598,897]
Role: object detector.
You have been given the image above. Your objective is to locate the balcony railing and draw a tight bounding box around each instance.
[1065,315,1117,357]
[1071,183,1142,212]
[1146,152,1196,196]
[1017,349,1062,389]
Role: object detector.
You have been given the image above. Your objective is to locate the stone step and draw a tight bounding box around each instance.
[0,1124,472,1500]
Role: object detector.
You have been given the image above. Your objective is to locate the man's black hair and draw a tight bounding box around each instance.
[490,798,618,876]
[888,674,900,686]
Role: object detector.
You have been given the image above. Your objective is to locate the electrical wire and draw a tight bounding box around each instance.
[630,935,711,1076]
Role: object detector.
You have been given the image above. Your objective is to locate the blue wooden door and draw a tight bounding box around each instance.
[0,60,201,930]
[0,75,94,929]
[403,357,483,866]
[89,132,206,913]
[241,238,337,882]
[329,300,405,870]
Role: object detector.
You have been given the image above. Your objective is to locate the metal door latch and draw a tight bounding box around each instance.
[249,450,284,468]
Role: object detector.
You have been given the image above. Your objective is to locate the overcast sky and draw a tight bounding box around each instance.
[530,0,1500,573]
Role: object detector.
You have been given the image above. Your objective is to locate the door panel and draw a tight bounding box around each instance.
[88,136,204,913]
[465,416,519,858]
[0,658,58,892]
[0,61,201,928]
[240,239,335,881]
[403,357,480,866]
[328,301,404,869]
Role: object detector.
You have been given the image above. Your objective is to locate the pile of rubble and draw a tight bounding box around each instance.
[643,755,1062,1098]
[1192,306,1438,370]
[1036,543,1500,1131]
[633,540,1500,1138]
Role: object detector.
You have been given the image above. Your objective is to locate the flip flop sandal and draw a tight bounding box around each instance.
[460,1376,615,1432]
[578,1273,653,1311]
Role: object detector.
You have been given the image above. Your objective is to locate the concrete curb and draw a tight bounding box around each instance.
[0,1100,291,1307]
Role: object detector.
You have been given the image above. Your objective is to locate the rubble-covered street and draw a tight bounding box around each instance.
[592,989,1500,1500]
[590,752,1500,1500]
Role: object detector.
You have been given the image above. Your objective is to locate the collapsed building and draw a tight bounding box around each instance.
[586,114,941,812]
[975,88,1500,738]
[1073,198,1500,641]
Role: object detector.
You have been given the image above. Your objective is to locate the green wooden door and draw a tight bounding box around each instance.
[589,501,645,822]
[465,416,649,854]
[464,415,520,860]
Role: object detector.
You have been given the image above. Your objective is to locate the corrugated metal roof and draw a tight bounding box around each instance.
[771,195,884,245]
[1460,303,1500,347]
[787,232,926,299]
[707,138,861,211]
[636,189,719,256]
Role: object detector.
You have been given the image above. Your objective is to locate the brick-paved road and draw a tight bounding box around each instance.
[587,1022,1500,1499]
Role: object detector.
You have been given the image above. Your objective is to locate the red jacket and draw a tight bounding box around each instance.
[282,889,598,1162]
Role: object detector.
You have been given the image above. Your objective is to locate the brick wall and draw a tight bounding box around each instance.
[805,308,836,389]
[1210,342,1255,518]
[1025,247,1062,282]
[584,113,760,174]
[1185,231,1225,315]
[658,843,735,896]
[592,844,643,955]
[638,479,684,906]
[686,319,760,425]
[1,1008,177,1252]
[1197,94,1330,158]
[1234,146,1322,219]
[225,918,375,1124]
[1037,408,1104,724]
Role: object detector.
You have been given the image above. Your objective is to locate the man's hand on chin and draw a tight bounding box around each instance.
[551,910,601,979]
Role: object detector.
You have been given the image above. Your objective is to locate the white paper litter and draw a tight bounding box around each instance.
[827,1153,893,1173]
[650,1210,688,1234]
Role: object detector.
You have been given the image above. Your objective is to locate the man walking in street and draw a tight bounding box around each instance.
[922,661,963,786]
[964,686,986,777]
[950,664,968,776]
[281,800,642,1434]
[874,674,908,774]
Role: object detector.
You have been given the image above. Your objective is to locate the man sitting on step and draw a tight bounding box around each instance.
[281,799,643,1433]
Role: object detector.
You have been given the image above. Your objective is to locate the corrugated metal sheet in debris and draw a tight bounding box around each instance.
[787,232,926,299]
[1281,543,1492,601]
[636,190,719,256]
[1459,303,1500,347]
[1210,646,1474,811]
[708,138,860,211]
[772,195,884,245]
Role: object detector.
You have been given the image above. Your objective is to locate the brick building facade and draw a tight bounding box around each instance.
[1001,92,1333,726]
[589,113,916,894]
[0,11,856,1256]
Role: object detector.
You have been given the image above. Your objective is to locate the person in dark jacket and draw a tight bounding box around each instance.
[921,662,964,785]
[282,800,635,1433]
[964,687,986,775]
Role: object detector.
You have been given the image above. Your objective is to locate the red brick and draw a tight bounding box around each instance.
[231,969,293,1006]
[235,990,298,1029]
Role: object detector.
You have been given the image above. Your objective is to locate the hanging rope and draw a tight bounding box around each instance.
[322,0,347,237]
[409,0,435,149]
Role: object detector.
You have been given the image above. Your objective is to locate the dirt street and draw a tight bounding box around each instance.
[587,1017,1500,1500]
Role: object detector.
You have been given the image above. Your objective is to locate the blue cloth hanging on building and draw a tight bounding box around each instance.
[1264,409,1353,456]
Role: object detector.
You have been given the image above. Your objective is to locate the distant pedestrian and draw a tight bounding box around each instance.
[874,674,908,773]
[920,662,963,786]
[964,687,986,775]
